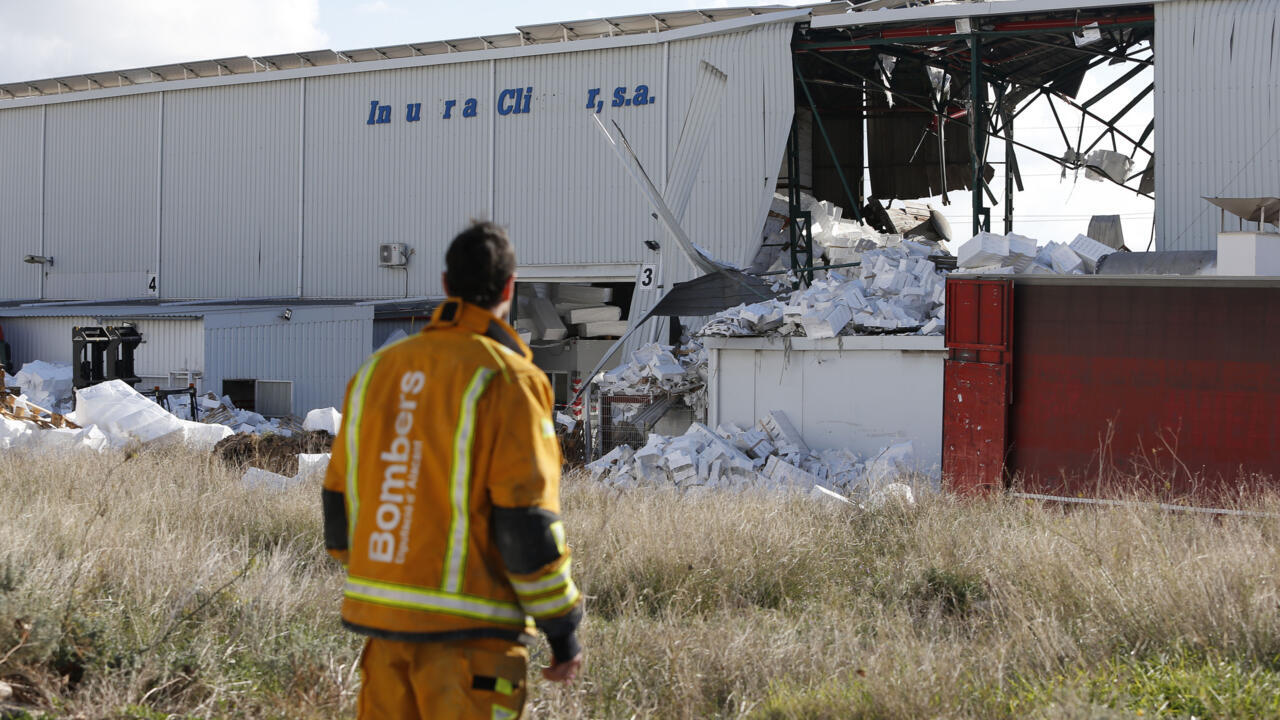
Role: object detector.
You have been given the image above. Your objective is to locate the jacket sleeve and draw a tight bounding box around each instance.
[486,371,582,663]
[321,367,363,566]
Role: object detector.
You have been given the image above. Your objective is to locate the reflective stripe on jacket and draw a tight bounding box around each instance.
[323,299,580,642]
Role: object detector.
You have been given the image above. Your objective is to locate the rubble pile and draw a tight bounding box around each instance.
[1,357,348,454]
[592,341,709,417]
[0,379,231,453]
[12,361,74,414]
[194,393,305,435]
[585,409,932,504]
[957,231,1116,275]
[702,241,947,338]
[757,192,948,277]
[596,342,707,394]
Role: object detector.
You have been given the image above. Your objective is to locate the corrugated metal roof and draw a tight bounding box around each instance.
[812,0,1168,29]
[0,2,917,102]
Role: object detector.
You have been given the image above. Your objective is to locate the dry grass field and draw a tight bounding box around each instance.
[2,446,1280,718]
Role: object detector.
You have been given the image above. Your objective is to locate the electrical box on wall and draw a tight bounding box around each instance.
[379,243,410,267]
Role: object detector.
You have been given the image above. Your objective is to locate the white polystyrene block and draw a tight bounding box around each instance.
[957,232,1009,269]
[1068,234,1113,273]
[303,407,343,435]
[296,453,331,482]
[242,467,302,492]
[554,284,613,304]
[799,303,852,339]
[528,297,567,341]
[759,410,810,455]
[576,320,629,337]
[1006,233,1037,271]
[1050,244,1084,274]
[566,305,622,324]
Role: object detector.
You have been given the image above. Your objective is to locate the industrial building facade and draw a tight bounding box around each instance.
[0,13,795,303]
[0,0,1276,414]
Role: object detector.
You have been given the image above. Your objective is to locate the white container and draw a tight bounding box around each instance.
[702,335,945,469]
[1217,232,1280,276]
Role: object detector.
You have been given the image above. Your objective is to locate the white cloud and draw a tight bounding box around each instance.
[0,0,329,84]
[354,0,392,13]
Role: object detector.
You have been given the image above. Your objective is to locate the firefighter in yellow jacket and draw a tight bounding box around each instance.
[323,222,583,719]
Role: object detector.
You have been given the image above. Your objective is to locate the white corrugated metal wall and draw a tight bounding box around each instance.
[303,62,492,298]
[202,305,373,413]
[1155,0,1280,250]
[0,106,42,300]
[0,16,798,302]
[162,81,303,298]
[2,315,204,378]
[43,95,160,300]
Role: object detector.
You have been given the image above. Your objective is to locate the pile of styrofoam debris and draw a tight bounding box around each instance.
[194,393,307,435]
[957,231,1115,275]
[592,340,709,419]
[597,341,707,395]
[11,361,74,414]
[585,409,931,504]
[242,452,331,491]
[702,240,947,338]
[752,192,947,276]
[0,379,233,453]
[517,283,628,343]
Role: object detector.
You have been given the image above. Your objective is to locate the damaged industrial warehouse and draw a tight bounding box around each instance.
[1,0,1279,716]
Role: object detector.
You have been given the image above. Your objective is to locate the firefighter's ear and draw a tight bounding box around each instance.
[441,272,451,296]
[499,273,516,303]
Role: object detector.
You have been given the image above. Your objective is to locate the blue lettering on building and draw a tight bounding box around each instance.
[367,100,392,125]
[364,82,654,125]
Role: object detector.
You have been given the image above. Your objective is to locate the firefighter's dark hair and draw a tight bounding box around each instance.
[445,221,516,309]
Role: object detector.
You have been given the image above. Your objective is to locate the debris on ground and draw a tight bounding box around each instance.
[215,430,333,476]
[68,379,233,452]
[195,393,303,435]
[241,451,331,491]
[584,409,935,503]
[303,407,343,435]
[12,360,74,414]
[1,365,341,456]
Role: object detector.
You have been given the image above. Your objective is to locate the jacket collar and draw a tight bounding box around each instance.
[427,298,532,361]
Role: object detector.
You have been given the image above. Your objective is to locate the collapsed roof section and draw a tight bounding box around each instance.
[792,0,1156,236]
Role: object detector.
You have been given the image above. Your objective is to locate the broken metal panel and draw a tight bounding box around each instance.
[1087,215,1126,249]
[648,271,780,317]
[865,59,977,200]
[1095,250,1216,275]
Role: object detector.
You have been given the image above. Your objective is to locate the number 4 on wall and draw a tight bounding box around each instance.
[146,274,158,295]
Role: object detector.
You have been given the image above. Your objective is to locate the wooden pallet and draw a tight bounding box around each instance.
[0,393,80,430]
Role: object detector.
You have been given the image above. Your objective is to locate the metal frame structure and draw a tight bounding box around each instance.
[791,3,1156,240]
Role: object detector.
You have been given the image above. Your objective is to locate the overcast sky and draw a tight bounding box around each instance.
[0,0,1154,247]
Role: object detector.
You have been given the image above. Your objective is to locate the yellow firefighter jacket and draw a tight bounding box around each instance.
[322,299,582,660]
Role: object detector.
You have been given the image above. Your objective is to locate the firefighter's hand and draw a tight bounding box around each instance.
[541,653,582,683]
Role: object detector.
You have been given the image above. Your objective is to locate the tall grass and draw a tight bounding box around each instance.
[1,447,1279,718]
